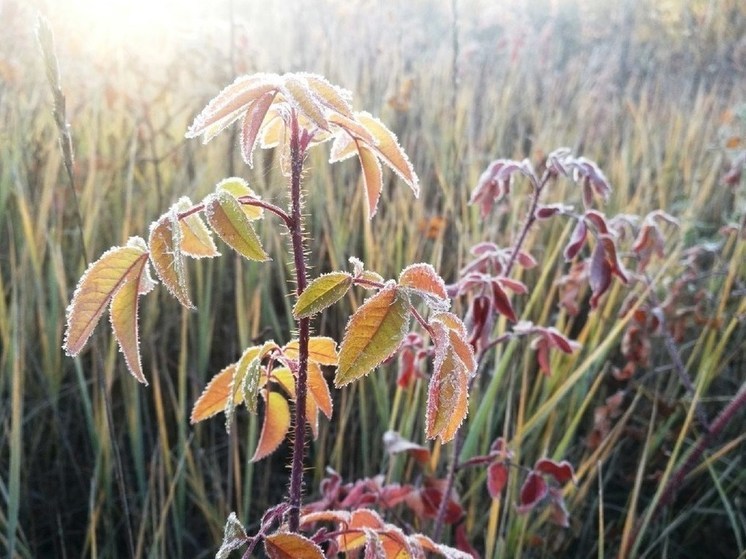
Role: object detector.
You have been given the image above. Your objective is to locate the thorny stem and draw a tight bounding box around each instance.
[287,112,311,533]
[432,169,552,541]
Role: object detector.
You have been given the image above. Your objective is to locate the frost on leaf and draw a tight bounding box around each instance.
[302,73,354,118]
[487,461,509,498]
[283,336,339,366]
[149,208,193,309]
[337,509,385,552]
[264,532,324,559]
[204,190,269,262]
[357,142,384,218]
[398,263,449,308]
[251,390,291,462]
[335,283,410,387]
[308,362,333,418]
[64,238,151,370]
[216,177,264,220]
[241,356,262,415]
[174,197,219,258]
[216,512,247,559]
[282,74,330,131]
[516,471,548,514]
[239,91,277,167]
[425,346,469,442]
[293,272,353,319]
[355,111,420,198]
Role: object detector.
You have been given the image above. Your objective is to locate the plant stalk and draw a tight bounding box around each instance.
[287,112,310,533]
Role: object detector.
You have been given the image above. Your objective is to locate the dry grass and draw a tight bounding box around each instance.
[1,0,745,557]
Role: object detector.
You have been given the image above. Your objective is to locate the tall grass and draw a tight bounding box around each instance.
[1,0,744,557]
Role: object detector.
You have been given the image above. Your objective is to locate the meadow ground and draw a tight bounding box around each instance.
[1,0,745,557]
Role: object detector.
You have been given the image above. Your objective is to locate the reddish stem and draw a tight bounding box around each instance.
[287,112,310,533]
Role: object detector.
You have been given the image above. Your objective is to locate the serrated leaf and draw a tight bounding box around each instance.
[293,272,353,318]
[251,390,291,462]
[398,263,448,301]
[356,111,419,197]
[174,197,220,258]
[240,90,277,167]
[64,239,149,357]
[357,143,384,219]
[300,510,352,526]
[216,177,264,220]
[205,190,269,261]
[109,253,151,384]
[283,336,339,366]
[216,512,248,559]
[335,284,410,387]
[338,509,385,552]
[265,532,324,559]
[270,367,295,397]
[149,209,193,308]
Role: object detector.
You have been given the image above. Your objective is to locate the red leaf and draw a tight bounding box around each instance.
[516,472,548,513]
[491,280,517,322]
[455,522,481,558]
[589,241,611,308]
[487,462,509,498]
[534,458,576,485]
[563,220,587,261]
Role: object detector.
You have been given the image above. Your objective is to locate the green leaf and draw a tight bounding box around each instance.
[216,177,264,220]
[241,357,261,415]
[335,283,410,387]
[293,272,353,318]
[216,512,247,559]
[204,190,270,262]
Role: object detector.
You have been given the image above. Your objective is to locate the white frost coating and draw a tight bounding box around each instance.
[329,132,357,163]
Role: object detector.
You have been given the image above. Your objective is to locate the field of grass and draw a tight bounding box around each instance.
[1,0,745,557]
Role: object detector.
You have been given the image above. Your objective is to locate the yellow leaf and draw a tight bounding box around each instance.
[110,253,151,384]
[357,142,383,219]
[174,197,220,258]
[149,209,193,308]
[338,509,385,552]
[190,363,238,423]
[284,336,339,366]
[205,190,270,262]
[302,73,354,118]
[264,532,324,559]
[216,177,264,220]
[270,367,295,398]
[64,239,149,357]
[335,284,410,387]
[251,391,291,462]
[356,111,419,197]
[259,110,285,149]
[293,272,353,319]
[282,74,329,131]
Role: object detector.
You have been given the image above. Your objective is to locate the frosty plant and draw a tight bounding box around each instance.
[63,72,477,557]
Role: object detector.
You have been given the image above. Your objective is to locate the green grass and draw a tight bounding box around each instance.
[1,0,745,557]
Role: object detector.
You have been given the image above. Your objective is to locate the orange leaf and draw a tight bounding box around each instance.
[357,142,383,219]
[425,347,469,442]
[174,197,220,258]
[264,532,324,559]
[335,283,410,387]
[398,263,448,301]
[149,209,193,308]
[300,510,351,526]
[270,367,295,398]
[307,362,333,418]
[283,336,339,366]
[190,363,237,423]
[64,238,150,357]
[338,509,385,552]
[356,111,419,197]
[110,252,153,384]
[251,390,291,462]
[303,73,354,118]
[283,74,329,131]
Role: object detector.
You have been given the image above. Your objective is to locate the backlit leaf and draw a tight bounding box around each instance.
[64,238,150,357]
[283,74,329,131]
[293,272,353,319]
[216,177,263,220]
[265,532,324,559]
[356,112,419,197]
[357,143,383,219]
[204,190,269,261]
[398,263,448,301]
[109,251,152,384]
[335,283,410,387]
[284,336,339,366]
[251,390,291,462]
[338,509,385,552]
[190,363,238,423]
[240,90,276,167]
[425,348,469,442]
[308,362,333,418]
[303,73,353,116]
[270,367,296,398]
[149,209,193,308]
[174,197,219,258]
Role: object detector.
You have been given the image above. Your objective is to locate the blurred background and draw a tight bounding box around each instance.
[1,0,745,557]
